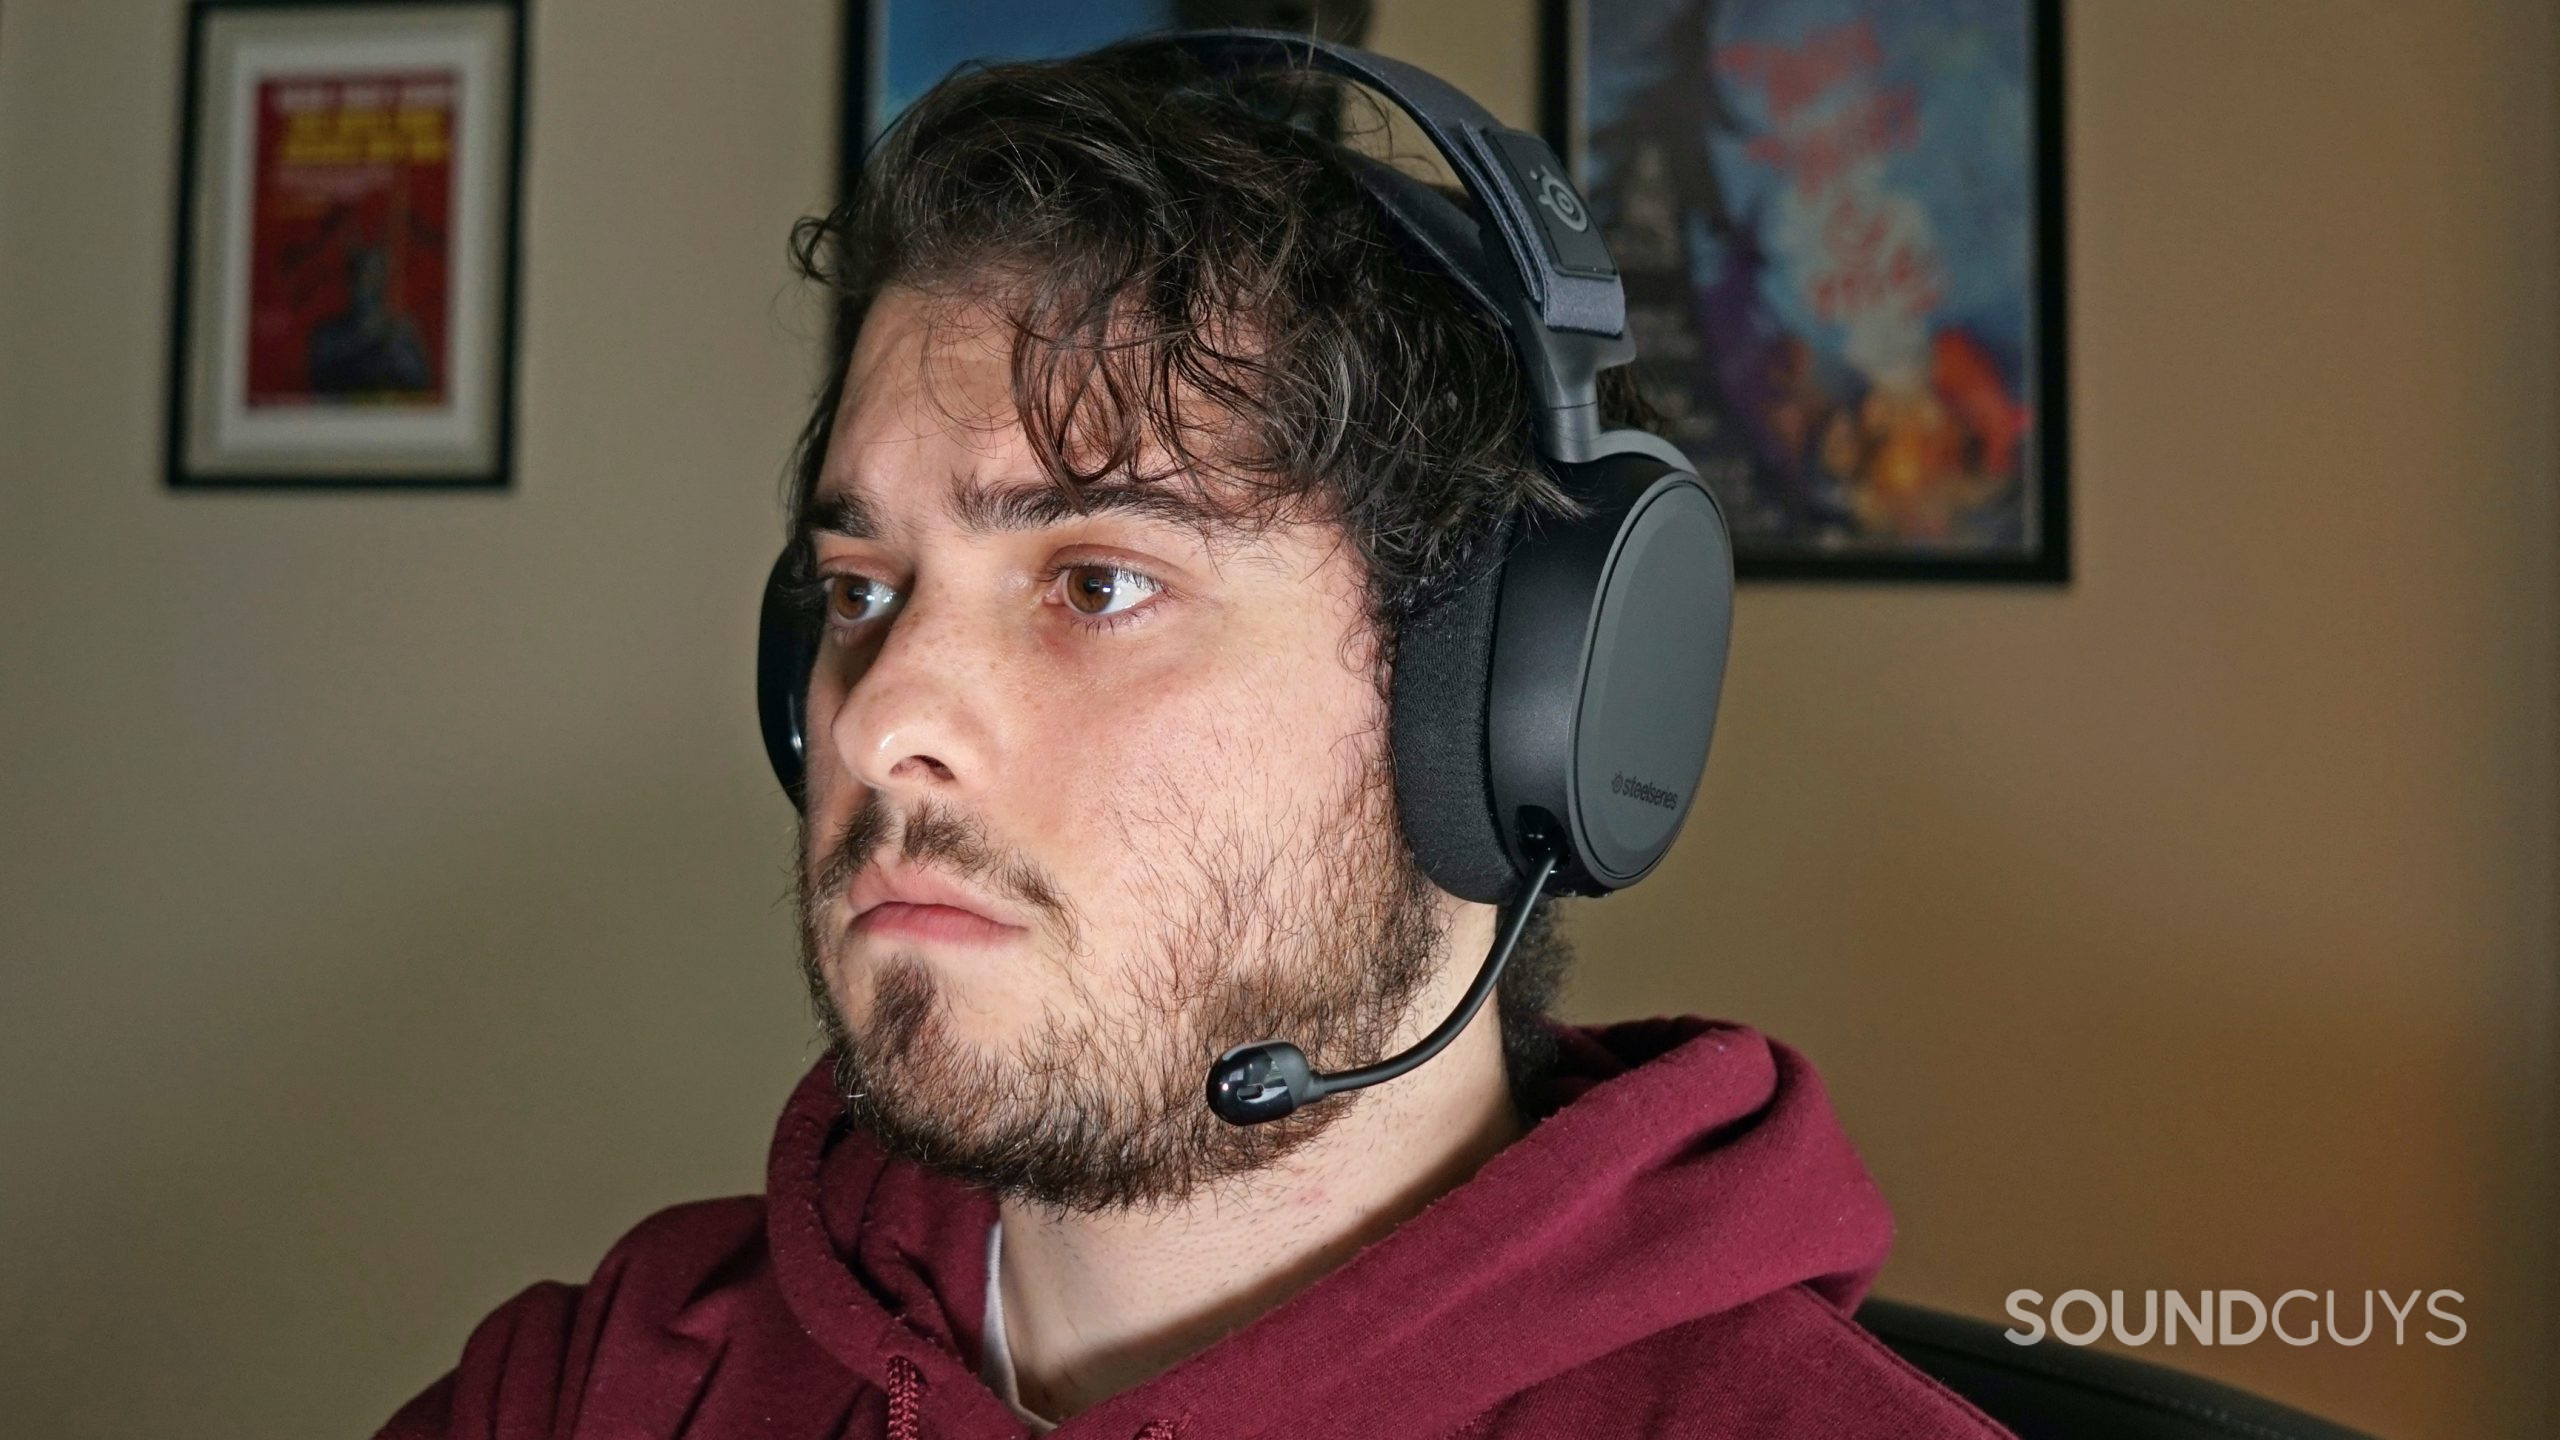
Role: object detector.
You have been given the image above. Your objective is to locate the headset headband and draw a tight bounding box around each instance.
[1163,30,1639,463]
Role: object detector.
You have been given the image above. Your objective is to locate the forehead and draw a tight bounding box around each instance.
[806,285,1301,552]
[828,284,1011,461]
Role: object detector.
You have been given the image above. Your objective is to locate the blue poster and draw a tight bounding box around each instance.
[863,0,1176,141]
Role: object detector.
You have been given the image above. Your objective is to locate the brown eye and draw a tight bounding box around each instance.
[1060,564,1158,618]
[825,574,900,626]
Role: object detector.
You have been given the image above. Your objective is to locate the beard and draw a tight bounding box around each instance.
[793,756,1447,1214]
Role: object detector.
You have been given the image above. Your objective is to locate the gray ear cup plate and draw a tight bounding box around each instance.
[1568,479,1731,885]
[1389,555,1517,905]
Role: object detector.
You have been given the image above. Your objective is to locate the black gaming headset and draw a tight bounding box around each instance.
[756,30,1734,1125]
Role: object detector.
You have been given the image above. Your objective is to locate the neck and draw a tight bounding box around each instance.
[993,916,1519,1422]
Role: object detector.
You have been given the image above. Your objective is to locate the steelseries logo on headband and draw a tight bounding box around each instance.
[1611,773,1680,810]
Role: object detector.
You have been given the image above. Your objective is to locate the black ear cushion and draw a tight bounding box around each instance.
[757,547,815,807]
[1391,557,1519,905]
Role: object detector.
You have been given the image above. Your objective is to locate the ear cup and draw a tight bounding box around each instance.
[1483,450,1732,896]
[757,546,817,807]
[1389,548,1518,905]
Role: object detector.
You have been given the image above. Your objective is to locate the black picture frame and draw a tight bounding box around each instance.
[165,0,529,491]
[1541,0,2069,583]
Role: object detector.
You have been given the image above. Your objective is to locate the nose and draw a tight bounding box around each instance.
[822,583,995,800]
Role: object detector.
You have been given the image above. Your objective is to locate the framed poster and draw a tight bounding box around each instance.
[167,0,527,490]
[1544,0,2068,581]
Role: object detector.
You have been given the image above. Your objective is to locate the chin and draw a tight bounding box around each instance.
[836,945,1055,1049]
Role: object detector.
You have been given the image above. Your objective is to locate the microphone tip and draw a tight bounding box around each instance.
[1206,1041,1315,1126]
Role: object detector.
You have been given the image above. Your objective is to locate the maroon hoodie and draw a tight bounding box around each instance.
[374,1017,2008,1439]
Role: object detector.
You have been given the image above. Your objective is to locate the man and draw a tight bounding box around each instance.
[377,41,2006,1440]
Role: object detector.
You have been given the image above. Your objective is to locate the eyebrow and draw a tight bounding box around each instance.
[801,474,1247,548]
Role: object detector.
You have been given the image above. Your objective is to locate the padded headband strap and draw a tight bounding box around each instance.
[1162,28,1637,460]
[1171,29,1622,338]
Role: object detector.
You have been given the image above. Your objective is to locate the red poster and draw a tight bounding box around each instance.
[245,71,458,408]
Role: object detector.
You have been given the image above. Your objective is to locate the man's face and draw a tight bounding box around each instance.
[793,285,1451,1212]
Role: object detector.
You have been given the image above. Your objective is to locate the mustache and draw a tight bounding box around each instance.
[803,791,1077,940]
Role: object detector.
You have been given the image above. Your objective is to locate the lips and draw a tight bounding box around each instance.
[846,864,1025,945]
[854,901,1021,945]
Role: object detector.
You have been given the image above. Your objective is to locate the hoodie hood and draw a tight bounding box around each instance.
[762,1016,1895,1440]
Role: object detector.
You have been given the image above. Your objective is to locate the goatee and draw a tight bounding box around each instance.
[794,775,1444,1213]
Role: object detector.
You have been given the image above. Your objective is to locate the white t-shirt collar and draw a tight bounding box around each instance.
[981,1219,1059,1434]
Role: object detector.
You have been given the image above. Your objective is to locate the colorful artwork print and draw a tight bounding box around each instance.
[246,71,457,408]
[1578,0,2061,571]
[169,1,523,487]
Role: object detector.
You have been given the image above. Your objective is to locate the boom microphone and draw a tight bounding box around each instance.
[1204,846,1561,1125]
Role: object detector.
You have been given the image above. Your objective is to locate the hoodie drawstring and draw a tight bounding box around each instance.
[885,1355,924,1440]
[881,1352,1179,1440]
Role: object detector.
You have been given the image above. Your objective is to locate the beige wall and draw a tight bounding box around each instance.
[1,3,2550,1438]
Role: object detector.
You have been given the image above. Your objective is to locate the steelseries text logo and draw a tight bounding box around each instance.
[1611,773,1680,809]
